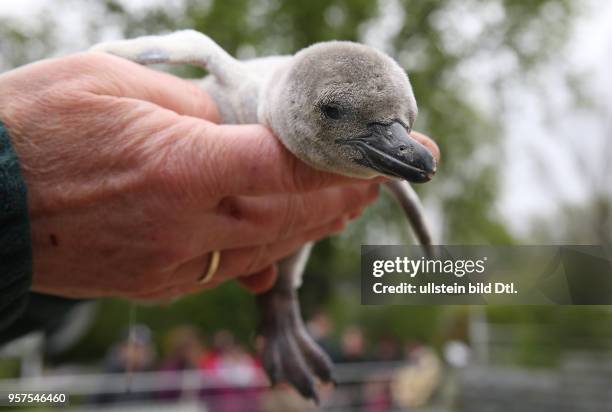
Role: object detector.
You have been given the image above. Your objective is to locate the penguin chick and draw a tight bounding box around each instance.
[262,41,435,182]
[91,31,436,183]
[91,30,438,402]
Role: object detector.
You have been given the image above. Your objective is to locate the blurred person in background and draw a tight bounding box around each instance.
[157,325,206,401]
[391,341,442,409]
[93,324,156,404]
[363,376,393,412]
[339,326,368,363]
[335,326,369,408]
[361,336,401,412]
[102,324,156,374]
[199,330,264,412]
[374,336,401,362]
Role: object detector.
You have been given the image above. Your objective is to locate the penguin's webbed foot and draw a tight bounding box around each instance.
[257,289,334,403]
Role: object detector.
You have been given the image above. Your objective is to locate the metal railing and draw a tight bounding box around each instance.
[0,360,406,394]
[0,361,421,411]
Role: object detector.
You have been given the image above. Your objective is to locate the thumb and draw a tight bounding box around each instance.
[84,52,221,122]
[411,131,440,164]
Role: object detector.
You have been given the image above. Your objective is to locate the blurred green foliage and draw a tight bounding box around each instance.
[1,0,611,369]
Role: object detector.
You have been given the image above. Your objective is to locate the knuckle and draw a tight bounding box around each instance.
[243,245,269,275]
[77,51,115,67]
[216,196,245,221]
[279,197,301,236]
[266,196,297,241]
[58,53,104,74]
[57,53,120,86]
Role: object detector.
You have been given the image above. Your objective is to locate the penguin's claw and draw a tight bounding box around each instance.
[257,289,334,403]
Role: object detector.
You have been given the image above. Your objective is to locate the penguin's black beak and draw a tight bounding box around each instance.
[340,121,437,183]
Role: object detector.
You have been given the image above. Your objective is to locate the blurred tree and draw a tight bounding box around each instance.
[530,113,612,245]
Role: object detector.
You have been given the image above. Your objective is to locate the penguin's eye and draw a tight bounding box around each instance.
[321,104,343,120]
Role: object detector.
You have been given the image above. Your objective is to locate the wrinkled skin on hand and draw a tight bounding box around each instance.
[0,53,382,300]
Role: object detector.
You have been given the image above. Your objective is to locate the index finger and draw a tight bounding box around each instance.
[193,122,380,196]
[83,52,221,122]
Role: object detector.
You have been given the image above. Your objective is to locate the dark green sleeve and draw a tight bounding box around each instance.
[0,121,80,344]
[0,120,32,332]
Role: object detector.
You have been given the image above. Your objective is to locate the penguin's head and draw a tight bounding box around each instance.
[265,41,436,182]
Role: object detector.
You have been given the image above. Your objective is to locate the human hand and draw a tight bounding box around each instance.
[0,53,382,300]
